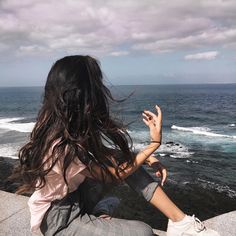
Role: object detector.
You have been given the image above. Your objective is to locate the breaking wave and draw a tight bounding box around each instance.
[171,125,236,139]
[0,117,35,133]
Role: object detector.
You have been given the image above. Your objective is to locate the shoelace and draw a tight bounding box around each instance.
[192,215,207,232]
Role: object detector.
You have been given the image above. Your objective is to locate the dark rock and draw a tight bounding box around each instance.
[0,157,22,193]
[166,142,174,145]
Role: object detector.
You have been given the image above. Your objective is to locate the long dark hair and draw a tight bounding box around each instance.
[12,55,134,195]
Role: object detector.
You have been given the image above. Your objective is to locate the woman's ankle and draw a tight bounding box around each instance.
[170,212,186,222]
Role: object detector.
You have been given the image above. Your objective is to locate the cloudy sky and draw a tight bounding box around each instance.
[0,0,236,86]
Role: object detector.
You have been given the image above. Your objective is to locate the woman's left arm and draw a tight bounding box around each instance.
[80,142,161,183]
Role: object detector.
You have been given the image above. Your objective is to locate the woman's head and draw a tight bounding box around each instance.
[13,55,134,194]
[43,55,113,139]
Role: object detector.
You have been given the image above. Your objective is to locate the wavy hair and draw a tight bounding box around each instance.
[11,55,134,195]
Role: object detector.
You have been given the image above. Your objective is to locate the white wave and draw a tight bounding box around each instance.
[0,117,35,133]
[170,152,194,159]
[159,153,166,157]
[0,117,23,123]
[186,160,198,163]
[171,125,236,139]
[229,124,235,127]
[0,144,19,159]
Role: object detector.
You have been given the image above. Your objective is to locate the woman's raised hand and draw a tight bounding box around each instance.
[142,105,162,143]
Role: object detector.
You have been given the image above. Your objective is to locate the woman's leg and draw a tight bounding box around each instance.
[125,165,185,222]
[125,166,221,236]
[40,177,154,236]
[149,185,185,222]
[58,212,154,236]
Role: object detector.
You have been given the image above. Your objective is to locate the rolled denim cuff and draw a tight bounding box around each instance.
[125,166,159,202]
[142,182,159,202]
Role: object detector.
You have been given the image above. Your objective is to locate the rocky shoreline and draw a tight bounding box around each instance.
[1,156,236,231]
[0,157,23,193]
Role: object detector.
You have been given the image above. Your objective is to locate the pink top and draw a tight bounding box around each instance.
[27,138,87,233]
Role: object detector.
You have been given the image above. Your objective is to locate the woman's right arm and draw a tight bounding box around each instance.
[81,105,162,183]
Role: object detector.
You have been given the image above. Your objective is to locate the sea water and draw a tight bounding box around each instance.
[0,84,235,198]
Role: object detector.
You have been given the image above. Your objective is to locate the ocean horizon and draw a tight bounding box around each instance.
[1,82,236,88]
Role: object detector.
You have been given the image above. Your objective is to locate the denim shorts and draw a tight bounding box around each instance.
[40,166,159,236]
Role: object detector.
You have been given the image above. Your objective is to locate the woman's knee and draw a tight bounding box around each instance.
[132,220,154,236]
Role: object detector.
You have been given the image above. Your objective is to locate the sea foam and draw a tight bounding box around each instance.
[0,117,35,133]
[197,178,236,198]
[171,125,236,139]
[0,144,19,159]
[132,140,193,159]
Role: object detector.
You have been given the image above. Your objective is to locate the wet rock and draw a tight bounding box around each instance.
[166,142,174,145]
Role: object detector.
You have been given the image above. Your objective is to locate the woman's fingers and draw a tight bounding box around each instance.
[161,169,167,186]
[155,105,161,112]
[142,118,149,126]
[155,105,162,124]
[155,105,162,118]
[143,110,156,119]
[142,112,155,127]
[144,105,162,121]
[142,112,149,120]
[98,214,112,220]
[142,113,151,127]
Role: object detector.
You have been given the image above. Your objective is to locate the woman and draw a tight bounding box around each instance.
[13,55,219,236]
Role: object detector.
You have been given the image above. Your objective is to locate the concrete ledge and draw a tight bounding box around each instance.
[0,190,235,236]
[204,210,236,236]
[0,191,36,236]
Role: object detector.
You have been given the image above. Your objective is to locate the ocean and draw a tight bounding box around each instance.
[0,84,236,201]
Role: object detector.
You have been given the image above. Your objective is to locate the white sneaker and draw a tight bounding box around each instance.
[167,214,220,236]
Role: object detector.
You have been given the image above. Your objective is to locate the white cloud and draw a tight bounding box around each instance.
[0,0,236,58]
[109,51,129,56]
[184,51,219,60]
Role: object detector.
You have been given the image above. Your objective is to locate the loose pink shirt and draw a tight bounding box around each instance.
[27,139,87,233]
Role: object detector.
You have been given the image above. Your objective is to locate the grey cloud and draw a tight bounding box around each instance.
[0,0,236,57]
[132,28,236,52]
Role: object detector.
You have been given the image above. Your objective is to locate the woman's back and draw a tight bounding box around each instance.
[28,138,86,233]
